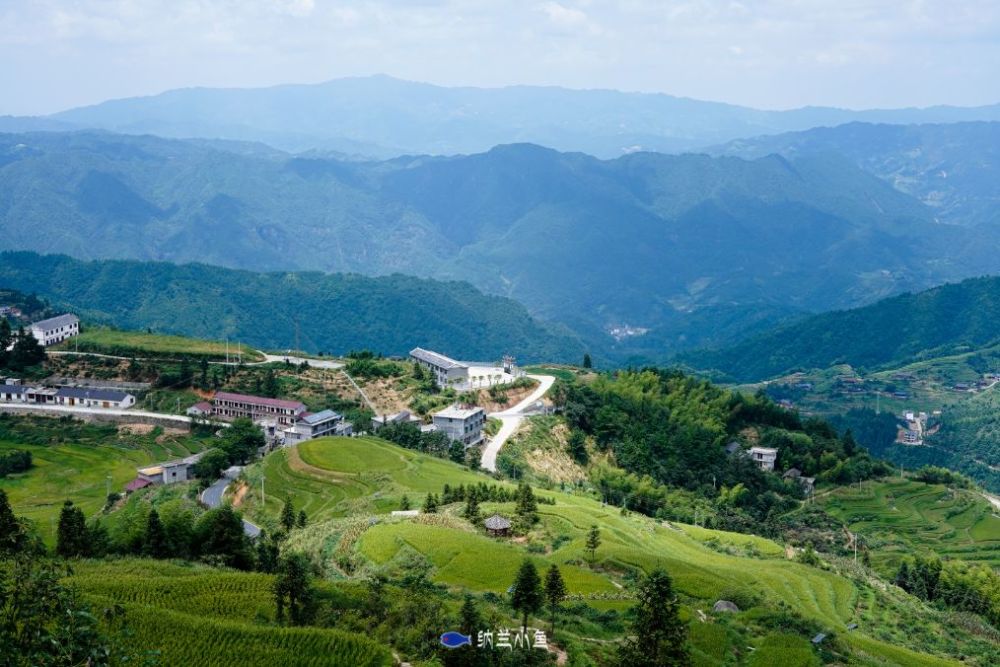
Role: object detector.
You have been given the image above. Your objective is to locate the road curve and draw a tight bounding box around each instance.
[200,477,261,538]
[480,374,556,472]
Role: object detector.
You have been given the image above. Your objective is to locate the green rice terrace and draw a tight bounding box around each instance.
[820,477,1000,573]
[0,415,211,542]
[236,436,979,666]
[50,326,265,362]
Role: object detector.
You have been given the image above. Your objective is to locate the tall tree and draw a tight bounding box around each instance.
[255,531,280,574]
[510,559,543,631]
[262,369,280,398]
[0,318,12,368]
[448,439,466,464]
[464,494,481,524]
[142,508,168,558]
[515,482,538,528]
[568,429,588,464]
[586,525,601,564]
[56,500,88,558]
[296,510,307,528]
[0,489,26,555]
[9,327,45,370]
[280,499,296,532]
[422,493,438,514]
[274,552,314,626]
[617,569,690,667]
[544,564,567,635]
[583,353,593,369]
[194,506,253,570]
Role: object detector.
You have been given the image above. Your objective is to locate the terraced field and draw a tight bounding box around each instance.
[820,478,1000,571]
[259,437,959,666]
[51,326,264,361]
[68,560,391,667]
[0,430,208,542]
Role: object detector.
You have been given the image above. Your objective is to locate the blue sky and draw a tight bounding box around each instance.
[1,0,998,115]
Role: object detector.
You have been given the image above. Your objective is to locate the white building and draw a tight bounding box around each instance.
[749,446,778,471]
[0,385,135,409]
[136,451,208,486]
[410,348,470,388]
[371,409,423,432]
[282,409,352,444]
[432,404,487,447]
[29,314,79,347]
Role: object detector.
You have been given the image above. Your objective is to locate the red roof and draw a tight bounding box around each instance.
[212,391,306,411]
[191,401,212,412]
[125,478,152,492]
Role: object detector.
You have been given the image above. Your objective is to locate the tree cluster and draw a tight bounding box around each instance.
[0,449,32,477]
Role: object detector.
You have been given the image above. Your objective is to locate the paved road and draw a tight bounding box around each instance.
[0,402,196,427]
[48,349,342,370]
[200,477,261,538]
[480,374,556,472]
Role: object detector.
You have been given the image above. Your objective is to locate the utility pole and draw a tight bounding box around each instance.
[261,475,266,506]
[106,475,111,498]
[854,533,858,564]
[226,339,229,365]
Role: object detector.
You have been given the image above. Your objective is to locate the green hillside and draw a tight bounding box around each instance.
[4,130,995,358]
[0,251,583,362]
[683,275,1000,382]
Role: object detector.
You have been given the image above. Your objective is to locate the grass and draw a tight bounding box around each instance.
[819,477,1000,572]
[51,326,264,362]
[0,416,211,542]
[67,559,391,667]
[249,436,968,665]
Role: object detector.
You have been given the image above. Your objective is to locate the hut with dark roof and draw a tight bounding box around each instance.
[484,514,512,537]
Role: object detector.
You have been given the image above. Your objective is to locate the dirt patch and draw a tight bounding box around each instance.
[361,376,414,414]
[118,423,156,436]
[231,482,249,508]
[474,380,541,413]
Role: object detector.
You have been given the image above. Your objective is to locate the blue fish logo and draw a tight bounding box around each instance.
[440,631,472,648]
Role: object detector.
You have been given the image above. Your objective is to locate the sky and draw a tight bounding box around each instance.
[1,0,999,116]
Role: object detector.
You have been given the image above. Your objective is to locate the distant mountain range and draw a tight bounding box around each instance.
[713,121,1000,228]
[0,252,583,362]
[4,75,999,158]
[6,130,999,359]
[681,275,1000,382]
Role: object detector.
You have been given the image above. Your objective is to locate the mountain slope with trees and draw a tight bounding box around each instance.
[4,130,998,359]
[681,275,1000,382]
[0,252,583,362]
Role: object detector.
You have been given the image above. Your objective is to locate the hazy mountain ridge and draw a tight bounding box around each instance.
[39,75,1000,158]
[714,121,1000,228]
[4,130,991,358]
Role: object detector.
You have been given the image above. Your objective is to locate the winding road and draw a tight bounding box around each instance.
[480,374,556,472]
[200,476,262,538]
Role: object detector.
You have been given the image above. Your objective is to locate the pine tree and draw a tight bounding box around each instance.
[448,439,466,464]
[263,369,280,398]
[280,500,296,532]
[0,489,25,555]
[274,553,314,626]
[515,482,538,527]
[256,532,280,573]
[422,493,438,514]
[56,500,88,558]
[568,429,588,464]
[400,494,411,511]
[586,524,601,563]
[142,508,168,558]
[583,353,593,369]
[544,564,567,635]
[0,319,12,368]
[464,494,481,523]
[617,569,690,667]
[296,510,307,528]
[510,559,543,632]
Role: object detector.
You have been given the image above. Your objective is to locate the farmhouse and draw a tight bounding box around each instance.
[282,409,352,443]
[0,384,135,409]
[432,403,487,446]
[186,401,213,417]
[29,313,80,347]
[371,409,423,432]
[749,446,778,471]
[210,391,306,426]
[136,451,208,486]
[410,347,524,390]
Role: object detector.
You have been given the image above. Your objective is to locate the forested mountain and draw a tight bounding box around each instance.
[5,130,999,359]
[715,121,1000,228]
[682,276,1000,382]
[40,75,1000,158]
[0,252,583,362]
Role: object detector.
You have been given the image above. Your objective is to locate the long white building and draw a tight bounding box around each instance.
[29,314,79,347]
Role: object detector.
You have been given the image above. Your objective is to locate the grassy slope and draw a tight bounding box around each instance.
[250,436,959,666]
[820,477,1000,572]
[0,425,210,543]
[50,326,265,361]
[68,560,392,667]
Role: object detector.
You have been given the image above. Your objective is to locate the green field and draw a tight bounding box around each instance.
[820,477,1000,571]
[0,417,210,542]
[68,560,391,667]
[51,326,264,362]
[243,437,969,666]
